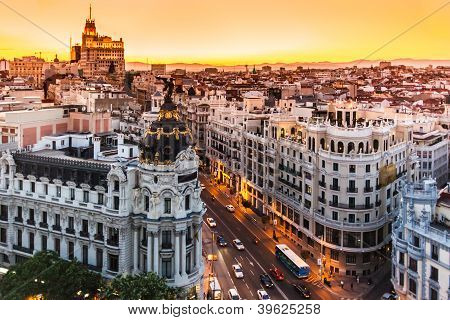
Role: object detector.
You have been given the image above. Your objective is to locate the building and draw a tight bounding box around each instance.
[78,6,125,79]
[9,56,45,88]
[207,100,417,275]
[391,180,450,300]
[0,90,205,298]
[379,61,392,69]
[151,64,166,76]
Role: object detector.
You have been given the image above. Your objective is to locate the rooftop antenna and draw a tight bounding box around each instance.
[89,3,92,20]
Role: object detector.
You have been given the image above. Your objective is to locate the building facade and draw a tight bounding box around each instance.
[9,56,45,88]
[391,180,450,300]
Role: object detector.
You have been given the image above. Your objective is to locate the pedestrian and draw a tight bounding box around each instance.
[340,280,344,289]
[356,276,360,284]
[351,282,353,291]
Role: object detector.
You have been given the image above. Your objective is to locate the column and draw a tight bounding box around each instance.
[174,231,180,277]
[146,233,151,272]
[133,227,139,273]
[194,224,202,269]
[181,230,186,276]
[153,231,159,274]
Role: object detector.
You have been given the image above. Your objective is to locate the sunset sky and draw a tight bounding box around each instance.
[0,0,449,65]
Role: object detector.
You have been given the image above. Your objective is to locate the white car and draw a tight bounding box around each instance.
[257,289,270,300]
[201,184,206,190]
[228,288,241,300]
[226,205,235,212]
[232,239,245,250]
[206,217,217,228]
[232,264,244,278]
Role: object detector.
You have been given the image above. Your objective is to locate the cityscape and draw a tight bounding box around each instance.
[0,0,449,305]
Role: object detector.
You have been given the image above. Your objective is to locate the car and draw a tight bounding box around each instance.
[206,217,217,228]
[293,283,311,299]
[259,274,274,288]
[201,183,206,190]
[232,239,245,250]
[232,264,244,278]
[257,289,270,300]
[381,293,399,300]
[269,267,284,281]
[225,205,235,212]
[228,288,241,300]
[216,235,227,247]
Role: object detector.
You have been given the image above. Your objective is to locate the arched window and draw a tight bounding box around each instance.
[308,137,311,150]
[320,138,325,150]
[290,127,296,136]
[348,142,355,153]
[373,139,379,152]
[358,142,364,154]
[280,128,285,138]
[331,140,335,152]
[338,141,344,153]
[312,138,316,152]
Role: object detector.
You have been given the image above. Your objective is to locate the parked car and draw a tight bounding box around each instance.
[201,183,206,190]
[257,289,270,300]
[232,264,244,278]
[228,288,241,300]
[293,283,311,299]
[206,217,217,228]
[226,205,235,212]
[232,239,245,250]
[216,235,227,247]
[269,267,284,281]
[260,274,274,288]
[381,293,399,300]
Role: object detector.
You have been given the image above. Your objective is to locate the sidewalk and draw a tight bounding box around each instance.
[205,178,390,299]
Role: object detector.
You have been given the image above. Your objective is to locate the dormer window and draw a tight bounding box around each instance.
[164,198,171,214]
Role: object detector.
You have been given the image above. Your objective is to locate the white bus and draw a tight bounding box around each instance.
[275,244,310,278]
[208,276,222,300]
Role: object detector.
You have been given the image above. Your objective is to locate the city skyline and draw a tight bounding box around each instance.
[0,0,449,64]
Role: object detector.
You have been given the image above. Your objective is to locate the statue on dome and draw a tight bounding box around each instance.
[156,76,174,103]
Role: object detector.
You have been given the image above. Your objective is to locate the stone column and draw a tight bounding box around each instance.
[174,231,180,277]
[146,233,151,272]
[133,227,139,273]
[153,231,159,274]
[195,224,202,269]
[181,230,186,276]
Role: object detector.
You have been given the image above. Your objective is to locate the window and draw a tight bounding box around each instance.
[332,211,338,221]
[333,163,339,171]
[164,198,171,214]
[96,223,103,236]
[348,197,355,209]
[363,252,371,263]
[162,230,172,249]
[54,238,60,256]
[144,195,149,211]
[31,182,35,193]
[408,277,417,295]
[303,218,309,230]
[83,191,89,203]
[29,209,35,223]
[399,272,404,286]
[349,165,356,173]
[161,258,172,278]
[42,211,47,224]
[70,188,75,200]
[365,213,370,223]
[348,213,355,223]
[430,288,438,300]
[82,219,89,234]
[17,230,22,247]
[44,184,48,195]
[41,235,47,251]
[98,193,104,205]
[68,241,74,260]
[412,235,420,248]
[108,254,119,272]
[18,180,23,190]
[113,196,119,210]
[114,181,120,192]
[17,206,22,220]
[0,228,6,243]
[322,160,325,168]
[185,194,190,210]
[96,249,103,269]
[56,186,61,197]
[68,216,74,229]
[430,266,438,282]
[409,257,417,272]
[55,214,60,227]
[346,254,356,264]
[431,244,439,261]
[330,249,339,261]
[365,164,370,173]
[82,245,88,265]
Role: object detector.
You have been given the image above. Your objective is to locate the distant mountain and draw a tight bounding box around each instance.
[126,59,450,72]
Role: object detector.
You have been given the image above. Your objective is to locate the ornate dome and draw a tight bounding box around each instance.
[139,78,193,164]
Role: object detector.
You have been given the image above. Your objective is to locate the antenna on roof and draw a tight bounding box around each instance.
[89,3,92,20]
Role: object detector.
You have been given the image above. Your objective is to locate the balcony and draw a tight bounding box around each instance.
[14,216,23,223]
[94,233,104,242]
[26,219,35,226]
[52,225,62,232]
[80,231,90,238]
[161,242,172,250]
[39,222,48,229]
[330,185,340,191]
[364,186,374,193]
[13,244,33,254]
[318,197,326,204]
[0,214,7,222]
[107,239,119,247]
[376,200,382,207]
[347,187,358,193]
[319,181,326,188]
[329,201,374,210]
[65,227,75,235]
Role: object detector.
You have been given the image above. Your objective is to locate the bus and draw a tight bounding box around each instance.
[208,276,222,300]
[275,244,310,278]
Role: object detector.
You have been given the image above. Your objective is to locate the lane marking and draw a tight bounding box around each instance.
[250,270,255,276]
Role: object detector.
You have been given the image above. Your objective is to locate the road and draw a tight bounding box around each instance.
[200,173,337,300]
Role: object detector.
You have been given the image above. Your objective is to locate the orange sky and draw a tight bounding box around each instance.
[0,0,449,65]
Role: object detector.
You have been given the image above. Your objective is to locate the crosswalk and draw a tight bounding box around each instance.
[304,275,325,289]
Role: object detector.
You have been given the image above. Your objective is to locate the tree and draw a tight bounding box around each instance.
[0,251,103,300]
[101,272,179,300]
